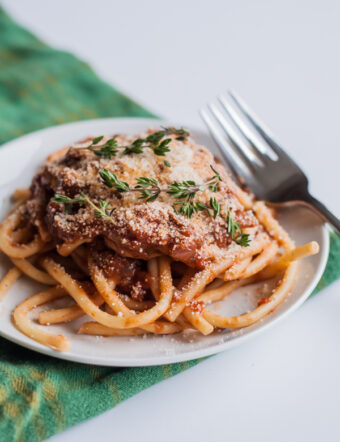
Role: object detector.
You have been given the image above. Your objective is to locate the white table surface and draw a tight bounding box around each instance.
[2,1,340,441]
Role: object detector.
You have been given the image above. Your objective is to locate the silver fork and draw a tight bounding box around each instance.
[200,91,340,235]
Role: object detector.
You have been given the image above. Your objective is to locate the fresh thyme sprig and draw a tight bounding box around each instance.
[168,181,205,218]
[226,211,250,246]
[85,136,118,159]
[52,193,115,222]
[210,197,220,219]
[208,165,222,191]
[79,127,189,159]
[165,166,222,217]
[160,127,190,140]
[92,200,116,218]
[52,194,86,214]
[98,171,162,202]
[135,177,161,202]
[98,169,130,192]
[123,127,189,156]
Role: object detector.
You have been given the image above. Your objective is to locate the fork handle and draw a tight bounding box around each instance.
[300,193,340,235]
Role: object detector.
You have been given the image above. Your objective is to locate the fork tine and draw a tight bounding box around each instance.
[199,108,252,183]
[208,103,262,167]
[218,94,274,158]
[228,90,291,161]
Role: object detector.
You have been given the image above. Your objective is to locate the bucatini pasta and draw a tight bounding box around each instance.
[0,127,319,351]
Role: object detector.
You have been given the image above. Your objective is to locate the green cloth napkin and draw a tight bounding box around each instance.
[0,7,339,442]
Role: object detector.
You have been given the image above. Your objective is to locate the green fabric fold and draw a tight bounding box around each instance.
[0,7,339,442]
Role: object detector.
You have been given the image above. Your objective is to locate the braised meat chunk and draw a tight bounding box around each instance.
[26,130,265,268]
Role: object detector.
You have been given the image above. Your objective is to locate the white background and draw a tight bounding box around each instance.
[2,1,340,441]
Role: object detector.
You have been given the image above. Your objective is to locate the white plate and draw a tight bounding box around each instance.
[0,118,329,366]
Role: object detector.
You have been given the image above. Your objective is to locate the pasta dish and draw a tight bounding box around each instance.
[0,127,319,351]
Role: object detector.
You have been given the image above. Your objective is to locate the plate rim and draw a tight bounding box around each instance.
[0,117,330,366]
